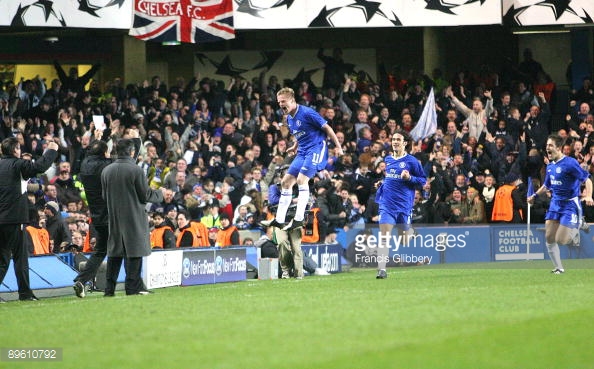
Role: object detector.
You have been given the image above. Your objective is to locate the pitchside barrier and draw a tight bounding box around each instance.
[2,224,592,299]
[342,223,594,268]
[0,243,345,300]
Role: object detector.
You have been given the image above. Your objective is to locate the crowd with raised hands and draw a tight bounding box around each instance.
[2,47,594,253]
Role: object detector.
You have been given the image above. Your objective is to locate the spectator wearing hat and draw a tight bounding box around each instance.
[492,172,525,223]
[207,227,218,247]
[244,213,261,230]
[469,171,486,193]
[191,182,205,202]
[44,201,71,253]
[200,200,222,229]
[215,213,240,247]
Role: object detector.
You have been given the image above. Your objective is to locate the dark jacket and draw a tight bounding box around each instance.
[54,61,100,95]
[79,154,113,226]
[0,148,57,224]
[102,157,163,258]
[80,139,140,226]
[45,213,71,252]
[316,190,345,229]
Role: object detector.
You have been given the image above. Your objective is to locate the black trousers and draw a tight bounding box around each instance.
[105,254,145,295]
[74,224,108,284]
[0,224,35,299]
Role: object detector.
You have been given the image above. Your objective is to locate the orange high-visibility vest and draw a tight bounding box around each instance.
[190,221,210,247]
[83,218,92,252]
[302,208,320,243]
[491,184,523,221]
[177,226,197,248]
[216,226,238,247]
[26,226,51,255]
[177,221,210,248]
[151,225,173,248]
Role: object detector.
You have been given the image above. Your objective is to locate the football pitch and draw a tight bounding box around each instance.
[2,259,594,369]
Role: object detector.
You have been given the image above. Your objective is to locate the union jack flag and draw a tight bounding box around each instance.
[129,0,234,44]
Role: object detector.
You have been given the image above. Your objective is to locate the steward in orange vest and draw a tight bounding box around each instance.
[215,215,240,247]
[190,221,210,247]
[25,225,51,255]
[83,218,94,252]
[176,210,210,247]
[150,212,176,249]
[177,221,210,248]
[491,173,524,223]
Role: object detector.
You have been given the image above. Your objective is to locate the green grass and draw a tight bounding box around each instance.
[2,260,594,369]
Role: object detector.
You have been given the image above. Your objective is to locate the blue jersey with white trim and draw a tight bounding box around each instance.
[544,156,588,200]
[376,153,426,214]
[286,105,327,154]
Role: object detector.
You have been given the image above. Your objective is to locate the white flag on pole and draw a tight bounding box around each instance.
[410,87,437,142]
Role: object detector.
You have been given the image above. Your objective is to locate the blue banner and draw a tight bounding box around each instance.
[214,248,247,283]
[301,244,342,273]
[181,249,215,286]
[491,225,545,261]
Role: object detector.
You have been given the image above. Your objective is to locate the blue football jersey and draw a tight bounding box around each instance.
[286,105,327,154]
[544,156,588,200]
[376,154,426,214]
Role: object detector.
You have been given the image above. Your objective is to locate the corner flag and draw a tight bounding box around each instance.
[526,176,534,198]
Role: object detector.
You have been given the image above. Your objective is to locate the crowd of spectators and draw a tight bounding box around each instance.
[2,47,594,251]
